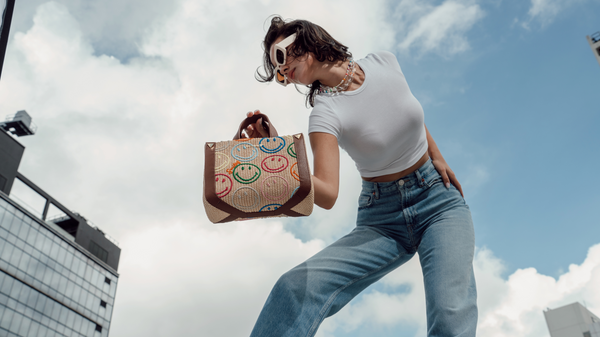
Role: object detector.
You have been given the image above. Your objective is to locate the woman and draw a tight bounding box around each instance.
[244,16,477,337]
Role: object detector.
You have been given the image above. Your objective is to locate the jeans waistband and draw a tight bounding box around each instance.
[361,159,437,195]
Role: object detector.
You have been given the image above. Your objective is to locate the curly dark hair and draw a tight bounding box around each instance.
[255,15,352,108]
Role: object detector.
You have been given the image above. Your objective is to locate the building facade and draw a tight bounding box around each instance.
[544,302,600,337]
[0,122,121,336]
[587,31,600,68]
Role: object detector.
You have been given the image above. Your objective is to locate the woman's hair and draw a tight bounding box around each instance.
[256,15,352,107]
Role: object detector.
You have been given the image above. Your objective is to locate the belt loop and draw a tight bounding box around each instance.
[415,169,424,187]
[373,182,380,199]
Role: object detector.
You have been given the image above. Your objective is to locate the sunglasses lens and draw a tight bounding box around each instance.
[276,50,285,65]
[276,70,286,83]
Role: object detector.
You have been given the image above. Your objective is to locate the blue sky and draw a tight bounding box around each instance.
[1,0,600,336]
[396,0,600,278]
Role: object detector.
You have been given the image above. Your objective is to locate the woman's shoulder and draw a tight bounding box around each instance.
[364,50,398,64]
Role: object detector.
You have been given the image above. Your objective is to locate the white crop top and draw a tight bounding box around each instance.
[308,51,428,178]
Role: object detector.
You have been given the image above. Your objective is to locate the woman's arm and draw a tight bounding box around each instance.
[425,124,464,197]
[309,132,340,209]
[244,110,340,209]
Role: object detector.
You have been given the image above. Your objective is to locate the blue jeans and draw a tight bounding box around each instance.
[250,159,477,337]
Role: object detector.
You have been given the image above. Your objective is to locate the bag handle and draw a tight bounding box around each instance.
[233,113,279,140]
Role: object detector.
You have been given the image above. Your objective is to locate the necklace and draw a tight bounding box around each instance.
[318,58,356,95]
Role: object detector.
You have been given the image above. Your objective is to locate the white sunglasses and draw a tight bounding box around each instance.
[271,33,297,86]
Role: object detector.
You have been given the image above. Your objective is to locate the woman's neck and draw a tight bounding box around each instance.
[317,59,351,88]
[317,59,364,92]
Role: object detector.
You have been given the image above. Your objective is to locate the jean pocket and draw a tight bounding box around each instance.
[358,193,373,209]
[426,177,443,188]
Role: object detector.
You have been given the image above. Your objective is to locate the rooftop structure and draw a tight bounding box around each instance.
[0,110,37,137]
[544,302,600,337]
[587,31,600,68]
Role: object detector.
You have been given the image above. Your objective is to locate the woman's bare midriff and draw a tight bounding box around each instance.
[361,151,430,183]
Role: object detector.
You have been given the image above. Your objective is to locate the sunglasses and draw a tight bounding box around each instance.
[271,33,297,86]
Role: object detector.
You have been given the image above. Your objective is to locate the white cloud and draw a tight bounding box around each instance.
[112,220,324,337]
[392,0,485,56]
[525,0,587,28]
[477,243,600,336]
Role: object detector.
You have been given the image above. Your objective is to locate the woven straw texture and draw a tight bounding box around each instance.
[204,135,313,223]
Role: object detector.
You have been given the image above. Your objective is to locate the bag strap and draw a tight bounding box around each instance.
[233,113,279,140]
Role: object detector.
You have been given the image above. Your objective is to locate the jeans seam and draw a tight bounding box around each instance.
[305,253,403,337]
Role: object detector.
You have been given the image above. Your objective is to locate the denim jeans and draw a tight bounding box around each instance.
[250,159,477,337]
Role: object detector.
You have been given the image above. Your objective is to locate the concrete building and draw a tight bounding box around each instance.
[1,113,121,337]
[544,302,600,337]
[587,31,600,68]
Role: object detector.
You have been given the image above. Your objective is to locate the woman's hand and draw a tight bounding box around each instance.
[431,158,464,198]
[242,110,268,138]
[425,124,464,198]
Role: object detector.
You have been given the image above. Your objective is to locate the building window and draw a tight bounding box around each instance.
[100,300,107,308]
[95,324,103,332]
[583,332,591,337]
[105,277,111,285]
[88,240,108,263]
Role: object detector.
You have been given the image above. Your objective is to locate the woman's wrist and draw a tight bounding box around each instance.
[428,148,445,162]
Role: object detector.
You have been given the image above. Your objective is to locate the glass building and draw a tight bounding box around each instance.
[0,119,121,337]
[0,194,120,337]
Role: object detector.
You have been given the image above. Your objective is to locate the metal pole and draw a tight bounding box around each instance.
[0,0,16,80]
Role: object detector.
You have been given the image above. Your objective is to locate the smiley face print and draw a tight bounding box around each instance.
[215,152,230,171]
[287,143,297,158]
[290,162,300,181]
[260,204,282,212]
[259,137,286,153]
[232,187,260,210]
[214,141,230,152]
[231,142,258,162]
[262,176,290,201]
[215,174,233,198]
[233,163,261,184]
[261,155,289,173]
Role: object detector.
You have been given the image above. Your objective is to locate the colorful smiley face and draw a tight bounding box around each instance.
[287,143,297,158]
[261,155,289,173]
[291,186,299,198]
[215,174,233,198]
[259,137,286,153]
[214,141,230,152]
[290,162,300,181]
[231,142,258,162]
[215,152,230,171]
[262,176,289,201]
[232,187,260,209]
[260,204,282,212]
[233,163,261,184]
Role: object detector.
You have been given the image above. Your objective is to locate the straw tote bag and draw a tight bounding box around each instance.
[203,113,314,223]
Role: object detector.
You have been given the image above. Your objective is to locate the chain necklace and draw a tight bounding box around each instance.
[318,58,356,95]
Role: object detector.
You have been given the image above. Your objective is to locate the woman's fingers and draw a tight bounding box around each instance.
[449,171,464,198]
[242,110,262,138]
[440,170,450,189]
[254,118,268,138]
